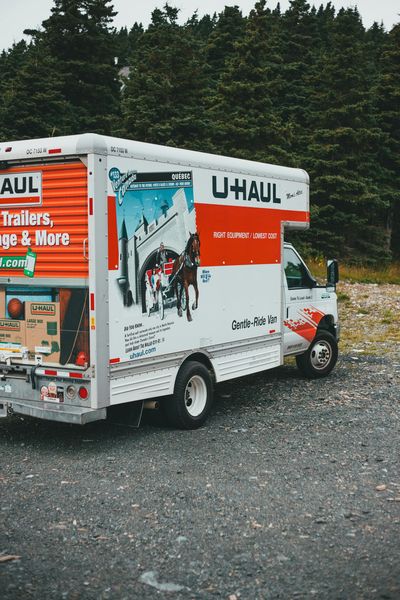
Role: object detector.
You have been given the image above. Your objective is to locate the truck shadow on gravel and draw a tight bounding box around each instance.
[0,360,349,453]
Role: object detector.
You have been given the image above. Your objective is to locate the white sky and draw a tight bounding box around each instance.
[0,0,398,51]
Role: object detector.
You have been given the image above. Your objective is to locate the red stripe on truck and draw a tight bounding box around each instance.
[195,204,309,266]
[107,195,119,270]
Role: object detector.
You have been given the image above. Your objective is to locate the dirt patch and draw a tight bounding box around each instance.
[337,282,400,359]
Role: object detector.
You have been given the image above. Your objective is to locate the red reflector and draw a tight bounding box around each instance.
[78,386,89,399]
[109,358,120,364]
[69,372,83,379]
[48,148,62,154]
[269,329,276,334]
[44,369,57,376]
[5,147,12,152]
[89,197,93,215]
[90,293,95,311]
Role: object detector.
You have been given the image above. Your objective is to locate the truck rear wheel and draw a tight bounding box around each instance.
[296,331,338,379]
[163,361,213,429]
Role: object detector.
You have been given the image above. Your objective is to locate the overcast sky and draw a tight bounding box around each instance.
[0,0,398,51]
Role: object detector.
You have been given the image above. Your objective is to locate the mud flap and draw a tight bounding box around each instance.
[107,401,144,428]
[0,400,8,418]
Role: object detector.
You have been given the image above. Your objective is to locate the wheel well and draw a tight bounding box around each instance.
[317,315,335,336]
[182,353,215,381]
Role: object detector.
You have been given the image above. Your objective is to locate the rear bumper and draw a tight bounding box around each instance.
[1,398,106,425]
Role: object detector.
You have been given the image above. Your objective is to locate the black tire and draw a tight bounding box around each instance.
[162,361,214,429]
[296,331,338,379]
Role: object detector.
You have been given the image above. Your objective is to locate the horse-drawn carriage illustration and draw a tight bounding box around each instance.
[145,259,185,320]
[144,232,200,322]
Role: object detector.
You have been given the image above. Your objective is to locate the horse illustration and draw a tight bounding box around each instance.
[172,232,200,322]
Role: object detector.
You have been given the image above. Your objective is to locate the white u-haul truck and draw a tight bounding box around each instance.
[0,134,339,429]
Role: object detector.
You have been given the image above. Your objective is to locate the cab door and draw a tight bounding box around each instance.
[283,246,317,356]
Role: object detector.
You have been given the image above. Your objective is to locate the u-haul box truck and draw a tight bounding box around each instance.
[0,134,339,428]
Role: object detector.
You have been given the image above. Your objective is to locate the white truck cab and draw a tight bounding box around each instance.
[283,242,339,377]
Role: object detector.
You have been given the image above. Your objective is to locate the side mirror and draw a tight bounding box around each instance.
[327,259,339,287]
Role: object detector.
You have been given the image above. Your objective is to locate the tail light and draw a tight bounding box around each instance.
[78,386,89,400]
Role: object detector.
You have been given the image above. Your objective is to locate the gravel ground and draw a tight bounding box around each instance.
[1,285,400,599]
[338,282,400,358]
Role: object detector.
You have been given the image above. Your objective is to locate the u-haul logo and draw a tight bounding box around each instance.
[0,172,42,207]
[30,303,55,316]
[0,319,21,331]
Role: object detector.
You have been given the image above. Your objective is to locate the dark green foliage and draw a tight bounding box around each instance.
[39,0,120,134]
[1,44,74,139]
[206,1,290,164]
[0,41,31,139]
[0,0,398,264]
[375,24,400,257]
[303,8,389,261]
[120,5,209,150]
[205,6,247,80]
[113,23,144,67]
[186,12,217,41]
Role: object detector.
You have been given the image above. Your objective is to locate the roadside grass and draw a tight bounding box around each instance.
[284,258,400,361]
[336,283,400,357]
[307,259,400,284]
[304,259,400,357]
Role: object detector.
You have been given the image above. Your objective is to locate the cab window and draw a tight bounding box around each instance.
[284,247,314,289]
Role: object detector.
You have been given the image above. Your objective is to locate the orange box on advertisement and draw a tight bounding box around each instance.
[25,301,61,363]
[0,318,26,346]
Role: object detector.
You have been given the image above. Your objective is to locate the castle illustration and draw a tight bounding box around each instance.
[117,187,195,310]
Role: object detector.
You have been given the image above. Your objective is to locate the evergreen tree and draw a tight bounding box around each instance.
[186,12,216,41]
[207,0,290,164]
[0,41,30,139]
[305,8,388,262]
[113,27,130,67]
[1,43,74,140]
[314,1,336,47]
[121,5,209,150]
[376,23,400,257]
[278,0,319,162]
[113,23,144,71]
[36,0,121,134]
[205,6,246,81]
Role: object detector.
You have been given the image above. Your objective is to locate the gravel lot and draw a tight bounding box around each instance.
[1,284,400,599]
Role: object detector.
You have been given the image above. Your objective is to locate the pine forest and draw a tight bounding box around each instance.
[0,0,398,265]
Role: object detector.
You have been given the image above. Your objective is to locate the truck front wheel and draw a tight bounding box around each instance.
[296,331,338,378]
[163,361,214,429]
